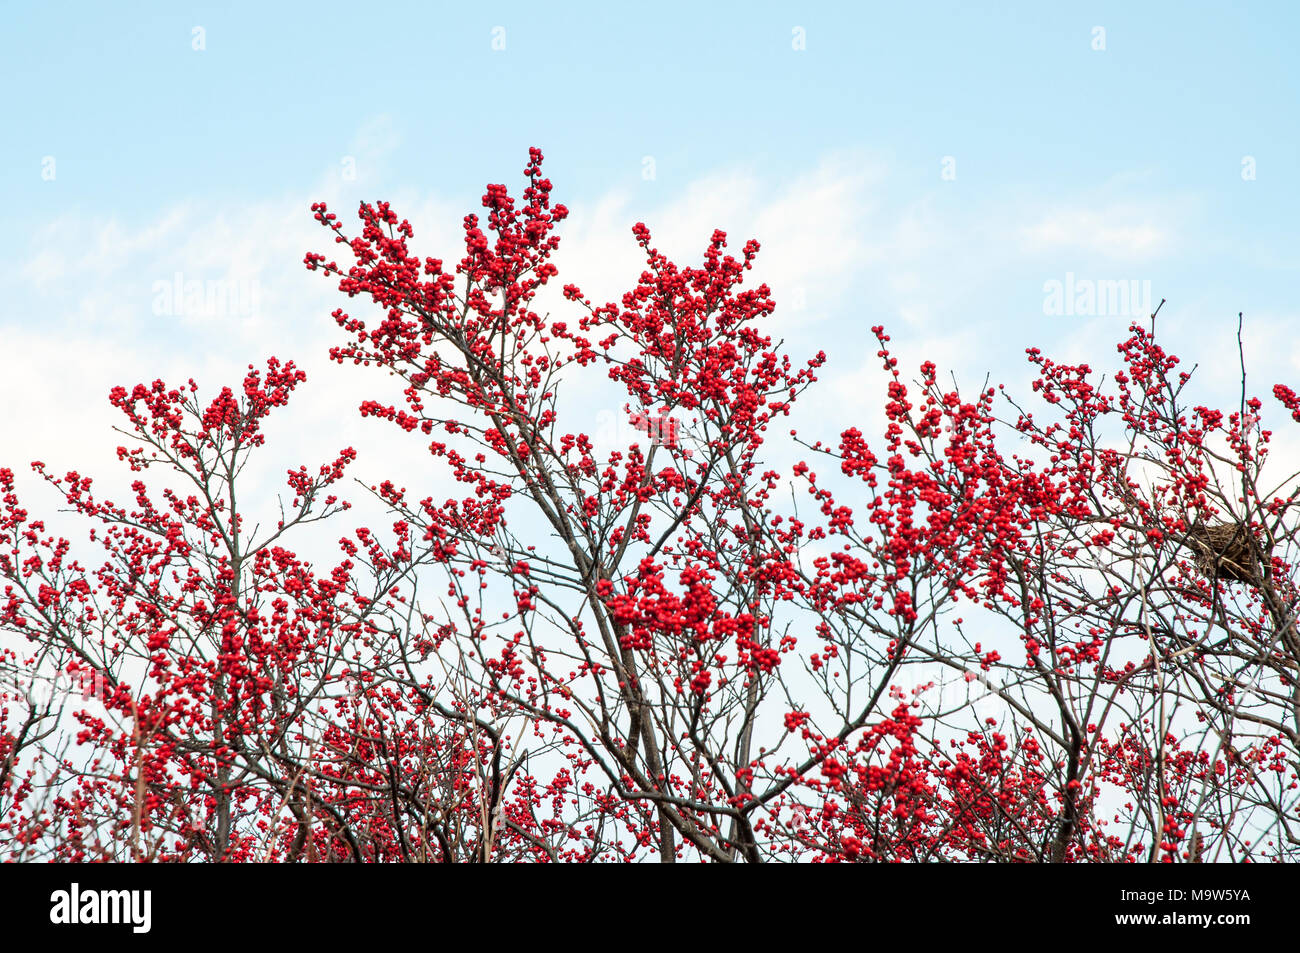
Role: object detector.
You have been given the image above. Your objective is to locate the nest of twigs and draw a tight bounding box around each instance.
[1184,522,1266,584]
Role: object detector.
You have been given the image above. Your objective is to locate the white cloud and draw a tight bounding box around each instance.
[1019,205,1170,258]
[20,248,67,287]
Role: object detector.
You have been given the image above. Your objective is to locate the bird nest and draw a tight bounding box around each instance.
[1184,522,1266,583]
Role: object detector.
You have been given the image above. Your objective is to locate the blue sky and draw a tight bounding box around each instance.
[4,2,1297,213]
[2,1,1299,516]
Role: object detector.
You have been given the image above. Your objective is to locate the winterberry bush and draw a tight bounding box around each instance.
[2,149,1296,862]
